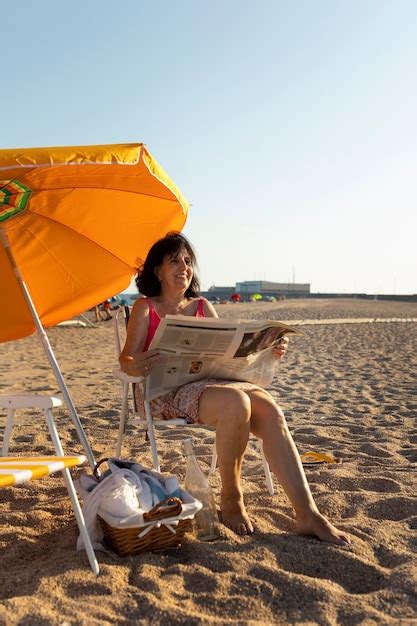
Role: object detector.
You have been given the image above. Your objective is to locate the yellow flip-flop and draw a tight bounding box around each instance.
[300,451,338,465]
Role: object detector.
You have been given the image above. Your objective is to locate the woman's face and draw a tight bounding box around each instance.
[156,246,193,293]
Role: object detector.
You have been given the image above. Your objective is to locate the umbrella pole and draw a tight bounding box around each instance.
[0,231,96,470]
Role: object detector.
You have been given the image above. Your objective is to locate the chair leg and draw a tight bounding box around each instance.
[44,407,99,575]
[144,401,160,472]
[209,437,273,495]
[1,408,15,456]
[115,381,129,457]
[45,408,66,456]
[258,440,274,495]
[60,466,100,575]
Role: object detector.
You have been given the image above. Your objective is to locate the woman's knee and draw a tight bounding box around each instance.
[221,388,252,423]
[251,402,288,436]
[199,386,251,427]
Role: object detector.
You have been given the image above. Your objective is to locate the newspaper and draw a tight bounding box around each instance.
[145,315,298,401]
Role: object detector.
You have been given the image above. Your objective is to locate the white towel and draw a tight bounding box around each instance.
[76,468,150,550]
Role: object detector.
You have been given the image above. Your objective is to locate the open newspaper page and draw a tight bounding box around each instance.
[146,315,298,401]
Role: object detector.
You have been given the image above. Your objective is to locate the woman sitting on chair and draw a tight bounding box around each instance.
[120,232,349,545]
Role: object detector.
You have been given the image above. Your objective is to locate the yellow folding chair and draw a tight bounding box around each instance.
[0,394,99,575]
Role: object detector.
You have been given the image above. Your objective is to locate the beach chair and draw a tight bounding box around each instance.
[112,307,274,495]
[0,394,99,575]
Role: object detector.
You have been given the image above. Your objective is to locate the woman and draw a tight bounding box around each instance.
[120,233,349,544]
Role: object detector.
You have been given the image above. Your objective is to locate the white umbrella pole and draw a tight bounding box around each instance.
[1,231,96,470]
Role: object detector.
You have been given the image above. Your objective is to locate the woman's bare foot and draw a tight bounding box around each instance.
[220,492,254,535]
[296,510,350,546]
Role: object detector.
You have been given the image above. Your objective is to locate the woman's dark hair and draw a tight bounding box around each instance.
[135,232,201,297]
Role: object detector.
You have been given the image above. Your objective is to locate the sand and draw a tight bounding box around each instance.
[0,299,416,625]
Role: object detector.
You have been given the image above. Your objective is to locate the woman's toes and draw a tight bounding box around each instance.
[296,512,350,546]
[337,532,351,546]
[220,496,254,535]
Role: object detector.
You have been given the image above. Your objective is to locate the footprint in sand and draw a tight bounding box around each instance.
[373,544,411,568]
[64,581,113,598]
[128,565,165,592]
[357,477,402,493]
[367,496,416,521]
[358,443,392,458]
[348,425,367,435]
[399,447,417,462]
[251,554,388,595]
[183,569,219,593]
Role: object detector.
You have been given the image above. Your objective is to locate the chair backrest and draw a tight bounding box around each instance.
[112,306,131,360]
[112,305,138,413]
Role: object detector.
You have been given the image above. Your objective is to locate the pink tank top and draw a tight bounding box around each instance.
[143,298,206,351]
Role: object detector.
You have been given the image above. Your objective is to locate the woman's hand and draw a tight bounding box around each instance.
[272,336,289,360]
[120,349,161,377]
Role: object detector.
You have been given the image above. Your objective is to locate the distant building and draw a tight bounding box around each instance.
[205,280,310,300]
[236,280,310,297]
[205,286,235,300]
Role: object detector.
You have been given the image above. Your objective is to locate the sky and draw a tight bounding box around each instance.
[2,0,416,295]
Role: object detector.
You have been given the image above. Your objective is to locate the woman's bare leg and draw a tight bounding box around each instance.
[248,389,350,545]
[198,386,254,535]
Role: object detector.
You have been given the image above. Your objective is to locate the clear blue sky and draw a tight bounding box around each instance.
[2,1,416,294]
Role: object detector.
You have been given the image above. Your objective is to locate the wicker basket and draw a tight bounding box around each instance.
[98,496,194,556]
[89,458,198,556]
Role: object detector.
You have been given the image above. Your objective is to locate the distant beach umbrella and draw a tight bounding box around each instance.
[250,293,263,301]
[0,142,189,467]
[230,293,241,302]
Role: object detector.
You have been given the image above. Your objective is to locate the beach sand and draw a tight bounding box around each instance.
[1,299,416,625]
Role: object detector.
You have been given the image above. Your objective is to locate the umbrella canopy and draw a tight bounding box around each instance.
[250,293,263,301]
[230,293,241,302]
[0,143,189,343]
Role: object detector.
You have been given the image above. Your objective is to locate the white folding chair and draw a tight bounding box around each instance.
[112,306,275,495]
[112,307,189,465]
[0,394,99,575]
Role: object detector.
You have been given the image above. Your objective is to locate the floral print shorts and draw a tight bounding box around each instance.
[135,378,262,424]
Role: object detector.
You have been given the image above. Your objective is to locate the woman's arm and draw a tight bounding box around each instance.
[119,299,161,376]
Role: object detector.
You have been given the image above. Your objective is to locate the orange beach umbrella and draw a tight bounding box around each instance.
[0,143,188,342]
[0,143,189,467]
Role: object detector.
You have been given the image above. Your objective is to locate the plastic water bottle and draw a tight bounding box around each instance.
[182,438,220,541]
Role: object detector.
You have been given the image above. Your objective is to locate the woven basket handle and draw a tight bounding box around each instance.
[93,457,109,479]
[144,497,183,522]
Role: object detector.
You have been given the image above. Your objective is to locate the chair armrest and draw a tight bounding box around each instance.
[112,368,144,383]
